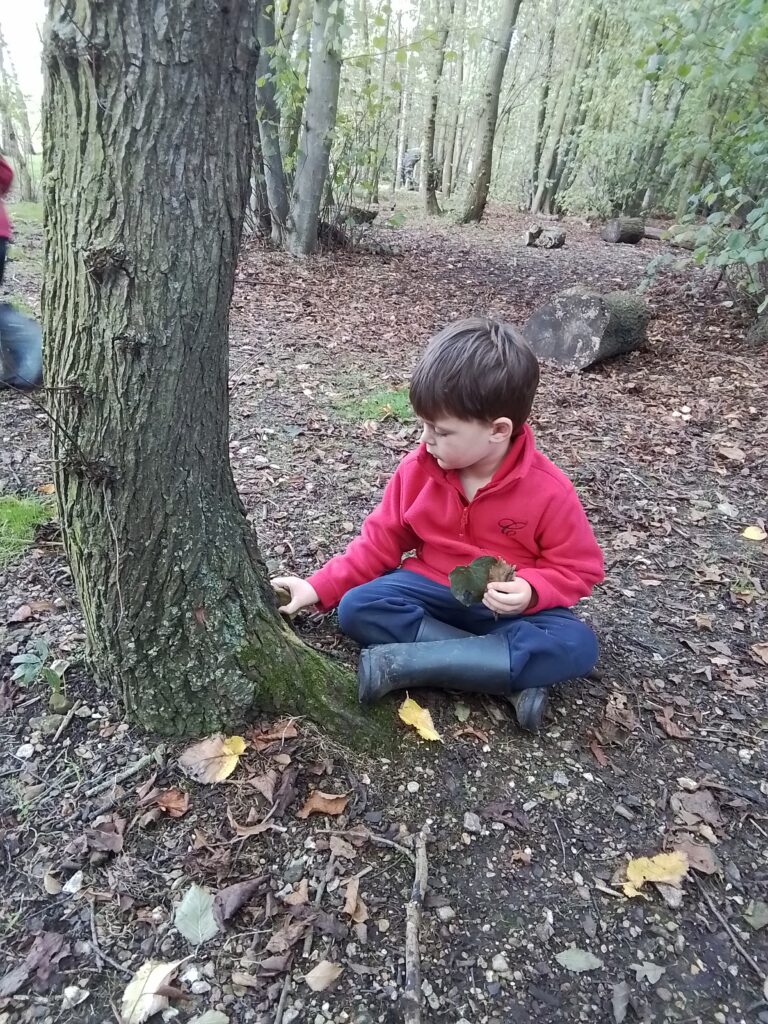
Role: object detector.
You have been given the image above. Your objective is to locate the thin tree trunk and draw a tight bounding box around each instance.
[0,30,34,201]
[42,0,383,743]
[247,140,273,238]
[394,21,409,190]
[531,10,591,215]
[530,1,557,203]
[371,2,392,203]
[280,0,312,166]
[441,0,466,198]
[288,0,344,254]
[421,0,455,216]
[281,0,302,46]
[457,0,523,223]
[256,4,291,244]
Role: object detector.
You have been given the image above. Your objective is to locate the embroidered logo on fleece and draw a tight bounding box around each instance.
[499,518,527,536]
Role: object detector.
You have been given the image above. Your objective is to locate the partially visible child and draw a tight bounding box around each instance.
[273,318,604,731]
[0,152,12,285]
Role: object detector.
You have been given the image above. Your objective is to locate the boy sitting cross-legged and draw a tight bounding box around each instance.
[273,318,604,731]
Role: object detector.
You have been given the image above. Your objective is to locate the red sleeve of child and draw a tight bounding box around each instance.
[516,483,604,612]
[307,463,418,610]
[0,157,13,196]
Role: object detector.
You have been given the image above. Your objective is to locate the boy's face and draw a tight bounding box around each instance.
[419,415,513,472]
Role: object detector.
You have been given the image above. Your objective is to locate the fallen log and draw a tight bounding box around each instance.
[540,229,565,249]
[523,288,650,371]
[643,225,695,250]
[524,224,543,246]
[601,217,645,244]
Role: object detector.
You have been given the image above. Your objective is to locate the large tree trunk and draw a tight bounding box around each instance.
[288,0,343,255]
[530,2,557,204]
[42,0,383,744]
[280,0,312,167]
[256,4,291,244]
[457,0,523,223]
[420,0,455,216]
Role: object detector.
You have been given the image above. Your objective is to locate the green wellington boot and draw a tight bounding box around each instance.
[358,627,549,732]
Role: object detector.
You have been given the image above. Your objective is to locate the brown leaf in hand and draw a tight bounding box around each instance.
[655,707,692,739]
[296,790,349,819]
[213,877,267,929]
[487,558,516,584]
[155,788,190,817]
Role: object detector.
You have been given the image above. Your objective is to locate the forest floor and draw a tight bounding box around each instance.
[1,194,767,1024]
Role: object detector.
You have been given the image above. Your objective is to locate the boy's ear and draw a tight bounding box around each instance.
[490,417,514,442]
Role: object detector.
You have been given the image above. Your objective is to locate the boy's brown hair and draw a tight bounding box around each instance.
[409,317,539,427]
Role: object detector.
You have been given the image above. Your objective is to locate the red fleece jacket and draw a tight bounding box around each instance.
[0,156,13,239]
[308,425,604,612]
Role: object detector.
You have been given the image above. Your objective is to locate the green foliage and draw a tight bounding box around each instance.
[336,387,413,422]
[10,637,68,696]
[0,495,52,567]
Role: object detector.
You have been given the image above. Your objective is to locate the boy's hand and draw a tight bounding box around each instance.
[483,578,534,617]
[271,577,319,616]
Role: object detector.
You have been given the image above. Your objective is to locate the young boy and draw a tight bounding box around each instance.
[0,152,12,286]
[273,318,604,731]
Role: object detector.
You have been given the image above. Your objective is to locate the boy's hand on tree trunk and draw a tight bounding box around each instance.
[271,577,319,616]
[482,578,534,616]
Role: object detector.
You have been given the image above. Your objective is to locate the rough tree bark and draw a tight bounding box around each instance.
[288,0,344,255]
[457,0,523,224]
[42,0,385,743]
[256,3,291,244]
[420,0,455,216]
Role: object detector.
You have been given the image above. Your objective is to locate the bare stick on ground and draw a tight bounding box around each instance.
[401,830,429,1024]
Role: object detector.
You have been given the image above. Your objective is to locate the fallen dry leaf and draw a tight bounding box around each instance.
[178,735,246,784]
[589,740,609,767]
[623,850,689,897]
[283,879,309,906]
[670,788,724,829]
[398,697,442,742]
[0,932,69,998]
[329,835,357,860]
[227,806,282,837]
[654,707,692,740]
[303,959,343,992]
[120,960,182,1024]
[750,643,768,666]
[155,789,190,818]
[603,694,638,733]
[673,839,721,876]
[741,525,767,541]
[213,878,266,929]
[9,604,32,623]
[231,971,261,989]
[718,444,746,462]
[296,790,349,819]
[84,815,126,854]
[266,920,310,954]
[454,725,490,743]
[247,719,298,751]
[249,769,279,803]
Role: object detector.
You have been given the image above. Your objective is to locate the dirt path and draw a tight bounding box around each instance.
[1,202,767,1024]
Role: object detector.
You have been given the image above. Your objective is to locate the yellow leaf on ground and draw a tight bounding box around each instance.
[178,734,246,784]
[623,851,689,897]
[398,697,442,742]
[742,524,767,541]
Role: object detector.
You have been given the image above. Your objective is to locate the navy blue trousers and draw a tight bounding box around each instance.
[337,569,598,691]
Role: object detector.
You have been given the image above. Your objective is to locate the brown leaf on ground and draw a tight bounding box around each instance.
[672,838,722,875]
[751,643,768,666]
[296,790,349,819]
[226,806,282,837]
[274,767,300,817]
[343,877,370,924]
[249,769,279,803]
[255,953,292,976]
[155,788,190,817]
[9,604,32,623]
[304,960,343,992]
[670,789,724,829]
[0,931,70,997]
[283,879,309,906]
[84,815,126,854]
[329,835,357,860]
[231,971,262,989]
[247,719,298,751]
[481,800,529,830]
[589,740,609,766]
[291,903,347,939]
[265,919,310,953]
[654,707,693,739]
[603,694,638,733]
[213,877,267,929]
[454,725,490,743]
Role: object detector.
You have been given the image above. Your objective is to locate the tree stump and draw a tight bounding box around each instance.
[524,224,543,246]
[601,217,645,244]
[541,229,565,249]
[522,288,651,371]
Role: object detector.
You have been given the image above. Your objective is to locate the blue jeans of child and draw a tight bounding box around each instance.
[337,569,598,691]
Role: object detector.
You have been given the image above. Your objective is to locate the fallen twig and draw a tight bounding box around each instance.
[402,830,428,1024]
[84,749,159,798]
[302,854,336,958]
[318,827,416,864]
[273,973,291,1024]
[695,877,766,984]
[53,700,81,742]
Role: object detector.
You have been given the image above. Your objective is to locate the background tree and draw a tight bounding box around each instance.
[42,0,384,741]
